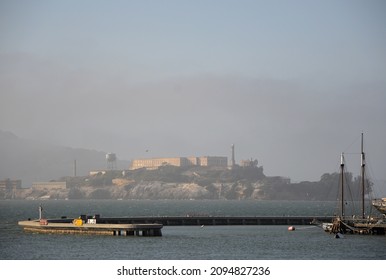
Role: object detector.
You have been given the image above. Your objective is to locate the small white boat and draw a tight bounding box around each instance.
[322,223,333,232]
[372,198,386,217]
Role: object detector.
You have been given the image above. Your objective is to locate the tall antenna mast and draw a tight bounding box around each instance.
[340,153,345,218]
[361,132,365,219]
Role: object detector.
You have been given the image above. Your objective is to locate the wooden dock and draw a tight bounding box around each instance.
[353,222,386,235]
[321,217,386,235]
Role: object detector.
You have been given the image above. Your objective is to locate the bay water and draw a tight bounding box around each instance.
[1,200,385,260]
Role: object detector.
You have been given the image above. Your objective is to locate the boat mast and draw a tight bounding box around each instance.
[361,133,365,219]
[340,153,345,218]
[39,204,43,220]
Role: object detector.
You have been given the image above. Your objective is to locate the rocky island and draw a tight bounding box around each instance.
[3,163,368,201]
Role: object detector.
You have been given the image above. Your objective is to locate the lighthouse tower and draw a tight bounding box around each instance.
[231,144,236,168]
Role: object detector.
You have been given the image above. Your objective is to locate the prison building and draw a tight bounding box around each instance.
[129,156,228,170]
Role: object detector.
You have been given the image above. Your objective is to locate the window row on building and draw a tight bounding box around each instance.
[129,156,228,170]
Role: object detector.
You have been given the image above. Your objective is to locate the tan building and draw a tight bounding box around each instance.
[32,182,67,191]
[0,179,22,190]
[0,179,22,199]
[197,156,228,167]
[130,156,228,170]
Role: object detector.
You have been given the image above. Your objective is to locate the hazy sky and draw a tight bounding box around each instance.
[1,1,386,193]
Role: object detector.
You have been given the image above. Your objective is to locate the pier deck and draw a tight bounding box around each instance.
[353,222,386,235]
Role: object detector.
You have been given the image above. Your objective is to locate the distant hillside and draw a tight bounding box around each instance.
[0,130,130,187]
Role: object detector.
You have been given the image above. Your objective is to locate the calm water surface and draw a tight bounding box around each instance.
[1,200,385,260]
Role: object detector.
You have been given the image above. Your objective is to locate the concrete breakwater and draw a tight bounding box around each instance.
[49,215,333,226]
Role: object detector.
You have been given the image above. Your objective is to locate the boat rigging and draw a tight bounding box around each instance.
[323,133,385,235]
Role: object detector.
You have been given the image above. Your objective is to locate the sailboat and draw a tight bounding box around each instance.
[324,133,385,235]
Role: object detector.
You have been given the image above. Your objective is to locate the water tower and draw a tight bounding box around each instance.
[106,153,117,170]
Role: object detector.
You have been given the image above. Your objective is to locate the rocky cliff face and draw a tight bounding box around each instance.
[13,180,267,200]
